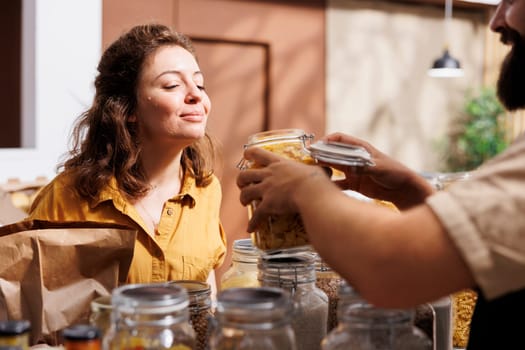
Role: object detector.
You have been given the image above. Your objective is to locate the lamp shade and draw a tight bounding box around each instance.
[428,49,464,78]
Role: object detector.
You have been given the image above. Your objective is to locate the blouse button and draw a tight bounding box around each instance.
[167,208,174,216]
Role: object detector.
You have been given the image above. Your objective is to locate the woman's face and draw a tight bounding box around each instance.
[133,45,211,148]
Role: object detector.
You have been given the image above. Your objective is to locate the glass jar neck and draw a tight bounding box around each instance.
[231,248,259,265]
[258,255,317,294]
[111,283,190,329]
[246,128,309,146]
[215,287,294,330]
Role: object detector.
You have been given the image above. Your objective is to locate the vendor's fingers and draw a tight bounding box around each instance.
[237,168,267,188]
[239,181,264,206]
[243,147,282,166]
[247,205,268,233]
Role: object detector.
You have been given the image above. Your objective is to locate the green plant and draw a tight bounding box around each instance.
[442,88,507,172]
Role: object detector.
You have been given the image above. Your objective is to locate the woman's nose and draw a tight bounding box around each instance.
[185,84,202,103]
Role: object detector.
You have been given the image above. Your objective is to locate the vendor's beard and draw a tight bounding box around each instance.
[497,29,525,111]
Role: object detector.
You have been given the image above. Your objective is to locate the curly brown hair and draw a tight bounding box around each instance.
[61,24,217,201]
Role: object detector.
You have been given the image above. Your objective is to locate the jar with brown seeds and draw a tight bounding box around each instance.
[169,280,214,350]
[313,252,343,332]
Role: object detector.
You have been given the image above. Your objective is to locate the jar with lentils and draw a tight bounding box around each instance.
[313,252,343,332]
[169,280,214,350]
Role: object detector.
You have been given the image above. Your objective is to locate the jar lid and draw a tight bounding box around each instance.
[0,320,30,335]
[216,287,293,318]
[246,128,307,145]
[112,283,189,314]
[62,325,101,341]
[308,141,374,167]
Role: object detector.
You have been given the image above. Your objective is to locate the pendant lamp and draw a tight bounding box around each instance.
[428,0,464,78]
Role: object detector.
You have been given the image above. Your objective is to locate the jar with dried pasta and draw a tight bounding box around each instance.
[437,172,477,349]
[238,129,316,251]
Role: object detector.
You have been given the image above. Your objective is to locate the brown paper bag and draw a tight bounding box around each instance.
[0,220,136,345]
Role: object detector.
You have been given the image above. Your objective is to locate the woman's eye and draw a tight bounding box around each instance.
[165,84,179,89]
[197,85,206,91]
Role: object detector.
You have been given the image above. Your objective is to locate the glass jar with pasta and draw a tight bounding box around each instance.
[238,129,316,252]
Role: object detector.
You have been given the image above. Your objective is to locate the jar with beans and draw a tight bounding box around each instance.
[169,280,214,350]
[313,253,343,332]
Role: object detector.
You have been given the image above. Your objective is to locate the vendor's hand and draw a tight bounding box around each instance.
[237,147,329,232]
[322,133,435,209]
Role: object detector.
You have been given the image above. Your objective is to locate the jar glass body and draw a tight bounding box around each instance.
[259,252,328,350]
[103,283,195,350]
[209,287,296,350]
[90,296,112,339]
[239,129,315,251]
[322,300,431,350]
[220,239,260,290]
[169,280,214,350]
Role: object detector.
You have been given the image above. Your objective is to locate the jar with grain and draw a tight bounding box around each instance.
[209,287,296,350]
[238,129,316,252]
[259,251,328,350]
[169,280,214,350]
[322,282,431,350]
[103,283,195,350]
[220,238,261,290]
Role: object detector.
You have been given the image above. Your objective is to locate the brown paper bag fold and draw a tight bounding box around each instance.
[0,220,136,345]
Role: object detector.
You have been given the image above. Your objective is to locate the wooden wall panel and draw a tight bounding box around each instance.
[0,0,21,148]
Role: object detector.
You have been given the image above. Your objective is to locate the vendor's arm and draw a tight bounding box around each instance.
[237,147,475,308]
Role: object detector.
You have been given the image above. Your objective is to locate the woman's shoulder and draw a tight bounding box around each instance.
[29,171,81,212]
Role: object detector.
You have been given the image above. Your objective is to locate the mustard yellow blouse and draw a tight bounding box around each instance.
[28,171,227,284]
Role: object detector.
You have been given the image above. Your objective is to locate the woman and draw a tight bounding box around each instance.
[29,24,226,284]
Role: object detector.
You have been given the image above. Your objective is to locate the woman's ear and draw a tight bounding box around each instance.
[128,114,137,123]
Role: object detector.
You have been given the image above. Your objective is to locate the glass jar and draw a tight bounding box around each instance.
[322,282,431,350]
[238,129,315,252]
[103,283,195,350]
[169,280,214,350]
[62,324,102,350]
[89,296,112,339]
[0,320,30,350]
[209,287,296,350]
[259,251,328,350]
[313,253,343,333]
[220,238,261,290]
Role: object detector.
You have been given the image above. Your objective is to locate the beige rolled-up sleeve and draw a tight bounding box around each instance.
[427,134,525,300]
